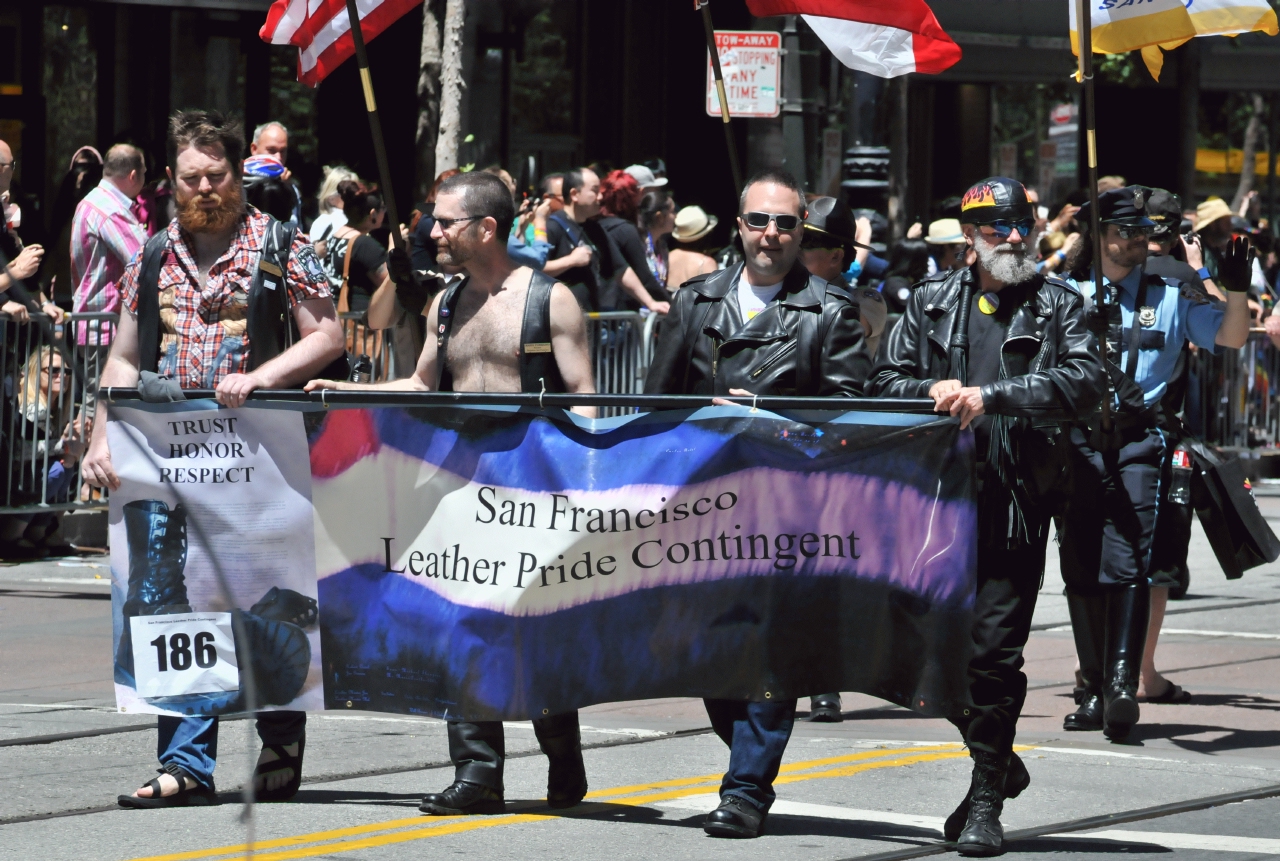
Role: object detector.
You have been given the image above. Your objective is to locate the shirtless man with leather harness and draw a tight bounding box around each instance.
[307,171,596,815]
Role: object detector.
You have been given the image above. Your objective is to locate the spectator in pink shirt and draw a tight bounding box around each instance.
[70,144,148,407]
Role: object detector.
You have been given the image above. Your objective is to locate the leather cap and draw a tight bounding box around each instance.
[1076,186,1157,228]
[1145,188,1182,236]
[960,177,1034,224]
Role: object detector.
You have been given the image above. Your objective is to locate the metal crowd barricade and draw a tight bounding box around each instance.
[0,311,116,513]
[339,311,397,381]
[1188,330,1280,449]
[586,311,648,417]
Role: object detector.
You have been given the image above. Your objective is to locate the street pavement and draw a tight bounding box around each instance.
[3,501,1280,860]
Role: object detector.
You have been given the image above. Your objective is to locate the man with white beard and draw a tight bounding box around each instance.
[869,177,1104,856]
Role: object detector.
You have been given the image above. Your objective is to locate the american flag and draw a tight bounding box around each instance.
[260,0,422,87]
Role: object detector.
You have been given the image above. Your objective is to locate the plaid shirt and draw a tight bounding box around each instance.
[120,209,331,389]
[70,179,148,345]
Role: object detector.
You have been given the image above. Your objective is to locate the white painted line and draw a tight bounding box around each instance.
[1044,625,1280,641]
[1067,830,1280,853]
[1036,746,1182,763]
[27,577,109,585]
[1160,628,1280,641]
[56,561,105,569]
[659,793,945,832]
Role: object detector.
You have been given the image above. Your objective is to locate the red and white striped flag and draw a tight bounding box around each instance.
[745,0,961,78]
[260,0,422,87]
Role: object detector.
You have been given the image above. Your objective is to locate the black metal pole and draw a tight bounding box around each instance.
[697,0,744,193]
[345,0,406,251]
[1078,0,1113,434]
[102,388,941,414]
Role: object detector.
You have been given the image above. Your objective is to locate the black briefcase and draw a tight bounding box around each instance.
[1185,440,1280,580]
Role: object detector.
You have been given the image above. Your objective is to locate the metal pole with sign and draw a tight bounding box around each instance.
[1077,0,1114,436]
[697,0,744,192]
[344,0,406,251]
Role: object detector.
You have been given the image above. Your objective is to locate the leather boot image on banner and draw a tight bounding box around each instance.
[116,500,193,685]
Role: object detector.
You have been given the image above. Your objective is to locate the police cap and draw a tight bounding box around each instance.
[1076,186,1157,229]
[1144,188,1182,237]
[959,177,1034,225]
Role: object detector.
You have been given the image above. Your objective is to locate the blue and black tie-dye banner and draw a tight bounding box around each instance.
[310,405,977,722]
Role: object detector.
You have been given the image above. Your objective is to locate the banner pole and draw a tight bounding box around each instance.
[1077,0,1113,435]
[697,0,744,192]
[345,0,406,251]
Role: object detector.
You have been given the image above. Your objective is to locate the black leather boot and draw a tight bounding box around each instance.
[1103,582,1150,741]
[944,751,1028,842]
[956,751,1007,856]
[116,501,192,683]
[809,693,843,722]
[534,712,587,808]
[1063,592,1106,732]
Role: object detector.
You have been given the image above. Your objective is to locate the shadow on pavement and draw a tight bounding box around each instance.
[1126,721,1280,753]
[1011,835,1173,854]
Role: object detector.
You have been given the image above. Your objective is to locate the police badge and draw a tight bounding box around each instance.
[1138,306,1157,328]
[1133,188,1144,210]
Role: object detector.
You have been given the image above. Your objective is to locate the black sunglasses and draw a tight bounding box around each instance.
[743,211,802,231]
[436,214,488,230]
[1114,224,1150,240]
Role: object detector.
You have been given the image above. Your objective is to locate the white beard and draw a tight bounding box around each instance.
[974,235,1038,286]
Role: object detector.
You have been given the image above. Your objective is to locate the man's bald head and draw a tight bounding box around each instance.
[103,144,146,199]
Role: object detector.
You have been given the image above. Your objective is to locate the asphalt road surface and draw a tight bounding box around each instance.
[3,500,1280,861]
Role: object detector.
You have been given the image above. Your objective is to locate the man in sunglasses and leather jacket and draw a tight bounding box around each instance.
[868,176,1104,856]
[644,168,871,839]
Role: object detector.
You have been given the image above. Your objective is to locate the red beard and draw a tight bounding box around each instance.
[176,183,244,234]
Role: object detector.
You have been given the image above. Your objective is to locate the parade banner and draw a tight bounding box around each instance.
[110,402,977,721]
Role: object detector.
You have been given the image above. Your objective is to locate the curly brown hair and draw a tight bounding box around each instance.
[167,110,245,176]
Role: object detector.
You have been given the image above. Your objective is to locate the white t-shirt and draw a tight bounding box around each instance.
[309,210,347,243]
[736,274,784,321]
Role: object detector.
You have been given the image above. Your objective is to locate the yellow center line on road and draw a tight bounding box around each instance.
[127,743,1002,861]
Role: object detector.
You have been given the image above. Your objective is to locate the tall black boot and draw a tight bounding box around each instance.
[116,501,192,683]
[944,751,1028,842]
[956,750,1007,856]
[1102,581,1150,741]
[1063,592,1106,732]
[533,711,587,808]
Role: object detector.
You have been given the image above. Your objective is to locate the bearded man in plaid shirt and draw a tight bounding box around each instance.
[83,110,345,808]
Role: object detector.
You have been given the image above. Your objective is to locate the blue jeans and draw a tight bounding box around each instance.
[703,698,797,812]
[157,712,306,789]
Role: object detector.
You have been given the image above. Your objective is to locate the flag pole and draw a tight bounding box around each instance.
[345,0,406,251]
[1077,0,1113,436]
[697,0,744,192]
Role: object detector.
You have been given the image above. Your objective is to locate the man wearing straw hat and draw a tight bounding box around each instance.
[667,205,721,290]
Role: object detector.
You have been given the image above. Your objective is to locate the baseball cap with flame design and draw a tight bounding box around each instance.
[959,177,1034,225]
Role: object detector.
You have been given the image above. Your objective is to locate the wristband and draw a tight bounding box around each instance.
[534,229,547,242]
[1054,250,1066,262]
[1196,267,1211,281]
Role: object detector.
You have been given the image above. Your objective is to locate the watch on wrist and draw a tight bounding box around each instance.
[1196,267,1211,281]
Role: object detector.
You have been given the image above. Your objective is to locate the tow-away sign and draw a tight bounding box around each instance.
[706,31,781,119]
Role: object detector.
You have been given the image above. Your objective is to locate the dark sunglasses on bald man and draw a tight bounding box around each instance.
[978,218,1035,239]
[743,211,802,231]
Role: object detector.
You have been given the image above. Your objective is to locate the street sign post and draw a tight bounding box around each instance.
[706,30,782,119]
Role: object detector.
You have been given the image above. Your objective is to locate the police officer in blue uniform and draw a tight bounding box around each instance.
[1059,186,1251,741]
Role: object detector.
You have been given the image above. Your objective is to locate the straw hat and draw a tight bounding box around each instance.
[924,218,964,244]
[1195,197,1233,231]
[672,205,718,243]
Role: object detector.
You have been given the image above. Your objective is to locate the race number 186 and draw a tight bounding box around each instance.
[130,613,239,698]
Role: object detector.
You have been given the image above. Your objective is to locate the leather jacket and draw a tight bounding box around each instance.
[867,265,1104,420]
[644,261,871,396]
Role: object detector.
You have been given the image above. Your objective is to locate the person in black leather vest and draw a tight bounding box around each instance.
[644,169,871,840]
[869,176,1104,856]
[306,171,596,816]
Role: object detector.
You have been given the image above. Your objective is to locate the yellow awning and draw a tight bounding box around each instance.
[1196,148,1280,176]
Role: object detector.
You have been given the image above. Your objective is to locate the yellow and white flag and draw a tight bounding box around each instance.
[1069,0,1278,81]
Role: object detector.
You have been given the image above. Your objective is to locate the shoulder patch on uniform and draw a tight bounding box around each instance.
[856,287,886,305]
[1180,281,1211,304]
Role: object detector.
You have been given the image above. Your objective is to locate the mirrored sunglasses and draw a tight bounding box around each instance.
[979,219,1035,239]
[743,211,801,231]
